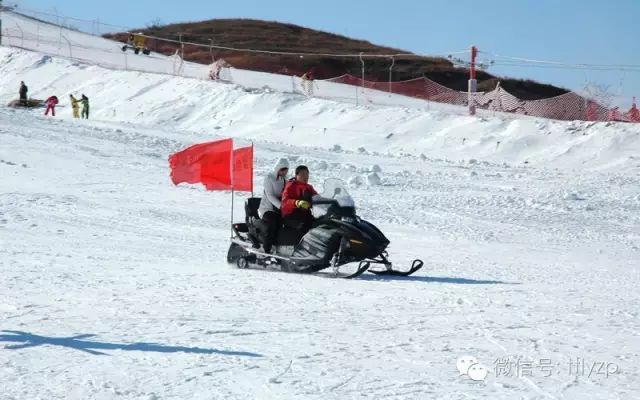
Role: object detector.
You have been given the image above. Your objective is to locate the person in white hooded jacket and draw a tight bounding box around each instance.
[257,158,290,253]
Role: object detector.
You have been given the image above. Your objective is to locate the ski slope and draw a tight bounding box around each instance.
[2,8,640,400]
[1,11,470,112]
[2,9,640,173]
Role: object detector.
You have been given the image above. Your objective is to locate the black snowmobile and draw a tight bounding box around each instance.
[227,179,423,279]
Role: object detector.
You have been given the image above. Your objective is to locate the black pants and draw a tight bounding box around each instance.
[82,107,89,119]
[20,96,27,106]
[283,211,313,244]
[260,211,281,253]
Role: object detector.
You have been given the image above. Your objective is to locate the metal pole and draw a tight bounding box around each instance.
[62,34,72,59]
[0,0,3,47]
[14,22,23,47]
[230,188,235,239]
[59,18,63,49]
[208,38,214,63]
[250,143,254,198]
[359,52,365,93]
[230,141,235,239]
[388,56,395,93]
[468,45,478,116]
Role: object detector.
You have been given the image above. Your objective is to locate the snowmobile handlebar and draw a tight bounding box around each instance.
[312,199,339,206]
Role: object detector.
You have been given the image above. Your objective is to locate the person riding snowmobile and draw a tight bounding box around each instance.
[281,165,321,241]
[257,158,289,253]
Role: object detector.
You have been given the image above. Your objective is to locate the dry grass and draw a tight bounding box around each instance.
[104,19,568,99]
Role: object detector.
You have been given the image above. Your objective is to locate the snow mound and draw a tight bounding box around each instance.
[367,172,382,186]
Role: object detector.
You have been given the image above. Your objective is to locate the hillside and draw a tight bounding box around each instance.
[103,18,567,100]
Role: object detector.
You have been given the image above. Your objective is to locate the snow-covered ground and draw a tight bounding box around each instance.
[2,9,640,400]
[2,101,639,399]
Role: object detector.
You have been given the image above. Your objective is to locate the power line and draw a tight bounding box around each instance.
[491,62,640,73]
[481,50,640,72]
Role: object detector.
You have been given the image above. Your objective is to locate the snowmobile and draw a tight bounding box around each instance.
[121,33,151,55]
[227,179,424,279]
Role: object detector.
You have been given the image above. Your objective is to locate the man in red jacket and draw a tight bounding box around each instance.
[281,165,317,240]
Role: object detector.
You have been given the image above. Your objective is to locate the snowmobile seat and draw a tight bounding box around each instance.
[244,197,263,248]
[275,226,301,246]
[244,197,262,225]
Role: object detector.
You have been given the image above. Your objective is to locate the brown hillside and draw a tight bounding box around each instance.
[104,19,568,100]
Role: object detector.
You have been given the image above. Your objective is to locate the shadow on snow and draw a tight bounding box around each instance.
[358,274,519,285]
[0,330,263,357]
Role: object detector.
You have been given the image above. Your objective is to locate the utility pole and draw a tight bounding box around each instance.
[468,45,478,116]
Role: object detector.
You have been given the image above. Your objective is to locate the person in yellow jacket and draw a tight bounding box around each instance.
[69,94,80,118]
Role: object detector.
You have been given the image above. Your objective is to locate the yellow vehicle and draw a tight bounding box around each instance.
[121,33,151,55]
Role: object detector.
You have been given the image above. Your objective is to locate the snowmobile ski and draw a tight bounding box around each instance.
[233,253,370,279]
[368,259,424,277]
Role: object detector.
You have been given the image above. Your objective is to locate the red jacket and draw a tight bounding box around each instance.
[281,179,318,218]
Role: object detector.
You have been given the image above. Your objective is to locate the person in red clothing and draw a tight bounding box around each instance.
[281,165,318,240]
[44,95,58,116]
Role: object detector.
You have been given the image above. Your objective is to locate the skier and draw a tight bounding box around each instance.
[44,95,58,116]
[257,158,290,253]
[19,81,28,106]
[80,94,89,119]
[281,165,318,241]
[69,95,80,118]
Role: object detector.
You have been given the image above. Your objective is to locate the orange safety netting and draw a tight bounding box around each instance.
[324,74,638,123]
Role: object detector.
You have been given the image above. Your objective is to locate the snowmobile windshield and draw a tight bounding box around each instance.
[319,178,350,199]
[313,179,356,219]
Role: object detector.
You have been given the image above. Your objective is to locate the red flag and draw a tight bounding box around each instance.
[233,144,253,192]
[169,138,233,190]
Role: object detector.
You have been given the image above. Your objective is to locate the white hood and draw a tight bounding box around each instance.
[273,158,289,174]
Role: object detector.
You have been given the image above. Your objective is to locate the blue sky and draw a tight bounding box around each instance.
[10,0,640,105]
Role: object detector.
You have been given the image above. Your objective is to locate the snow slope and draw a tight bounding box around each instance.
[2,10,640,173]
[1,9,640,400]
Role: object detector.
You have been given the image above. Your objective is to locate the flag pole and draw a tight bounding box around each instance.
[251,142,254,198]
[230,140,235,240]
